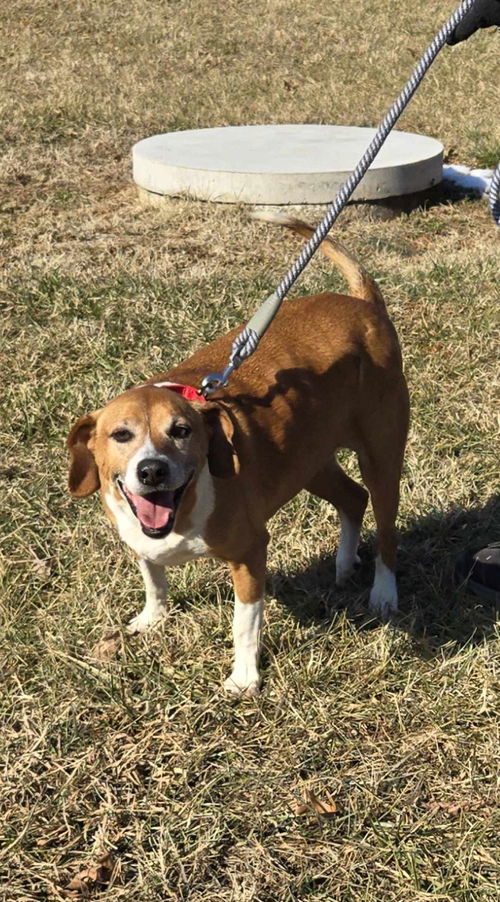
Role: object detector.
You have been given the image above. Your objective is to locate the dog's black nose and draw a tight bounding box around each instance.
[137,458,169,488]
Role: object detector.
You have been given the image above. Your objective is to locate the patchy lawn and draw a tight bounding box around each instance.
[1,1,499,899]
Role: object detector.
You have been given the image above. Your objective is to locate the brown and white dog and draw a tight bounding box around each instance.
[67,214,409,696]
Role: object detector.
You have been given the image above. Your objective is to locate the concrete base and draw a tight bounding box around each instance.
[133,124,443,205]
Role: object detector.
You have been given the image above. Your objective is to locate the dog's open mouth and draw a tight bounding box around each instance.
[116,476,192,538]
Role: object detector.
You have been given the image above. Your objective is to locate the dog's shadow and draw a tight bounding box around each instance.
[269,494,500,656]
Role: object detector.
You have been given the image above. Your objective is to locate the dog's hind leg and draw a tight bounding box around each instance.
[358,445,404,619]
[306,461,368,586]
[127,559,168,634]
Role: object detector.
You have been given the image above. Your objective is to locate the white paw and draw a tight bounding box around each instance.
[126,608,166,634]
[335,551,361,587]
[224,669,261,698]
[369,559,398,618]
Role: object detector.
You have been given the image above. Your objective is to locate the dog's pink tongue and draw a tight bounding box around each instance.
[131,490,175,530]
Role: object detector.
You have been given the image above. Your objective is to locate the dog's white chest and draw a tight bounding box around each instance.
[104,464,214,565]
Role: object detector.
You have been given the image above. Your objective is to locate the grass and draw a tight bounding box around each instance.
[1,1,499,899]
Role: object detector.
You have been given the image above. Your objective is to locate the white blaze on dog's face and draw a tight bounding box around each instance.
[68,386,211,539]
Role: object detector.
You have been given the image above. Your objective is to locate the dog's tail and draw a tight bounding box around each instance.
[251,210,385,308]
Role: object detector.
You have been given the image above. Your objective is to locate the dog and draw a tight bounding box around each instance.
[67,214,409,696]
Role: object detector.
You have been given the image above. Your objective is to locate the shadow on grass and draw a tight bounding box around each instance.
[349,179,484,221]
[270,494,500,655]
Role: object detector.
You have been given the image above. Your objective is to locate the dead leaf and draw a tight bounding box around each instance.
[291,789,338,818]
[90,631,122,661]
[64,852,116,896]
[29,548,51,578]
[424,799,485,817]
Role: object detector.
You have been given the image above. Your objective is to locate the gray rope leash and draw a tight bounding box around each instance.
[490,163,500,225]
[200,0,480,397]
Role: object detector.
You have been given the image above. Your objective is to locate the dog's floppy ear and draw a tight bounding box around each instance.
[200,403,239,479]
[67,412,101,497]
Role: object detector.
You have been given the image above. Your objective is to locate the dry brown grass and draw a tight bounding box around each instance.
[1,1,499,899]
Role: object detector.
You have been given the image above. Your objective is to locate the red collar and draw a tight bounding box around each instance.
[151,381,206,403]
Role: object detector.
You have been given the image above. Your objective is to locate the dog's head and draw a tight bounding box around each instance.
[67,385,238,539]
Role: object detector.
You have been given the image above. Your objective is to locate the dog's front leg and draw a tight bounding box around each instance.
[127,558,168,634]
[224,540,267,697]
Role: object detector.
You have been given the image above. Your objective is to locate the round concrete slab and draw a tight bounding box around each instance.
[133,124,443,205]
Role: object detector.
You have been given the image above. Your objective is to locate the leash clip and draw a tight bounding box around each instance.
[201,323,263,397]
[201,365,234,398]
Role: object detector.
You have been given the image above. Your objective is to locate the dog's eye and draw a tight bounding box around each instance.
[110,428,134,443]
[170,423,192,439]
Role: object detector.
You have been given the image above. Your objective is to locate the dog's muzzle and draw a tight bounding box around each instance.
[116,472,193,539]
